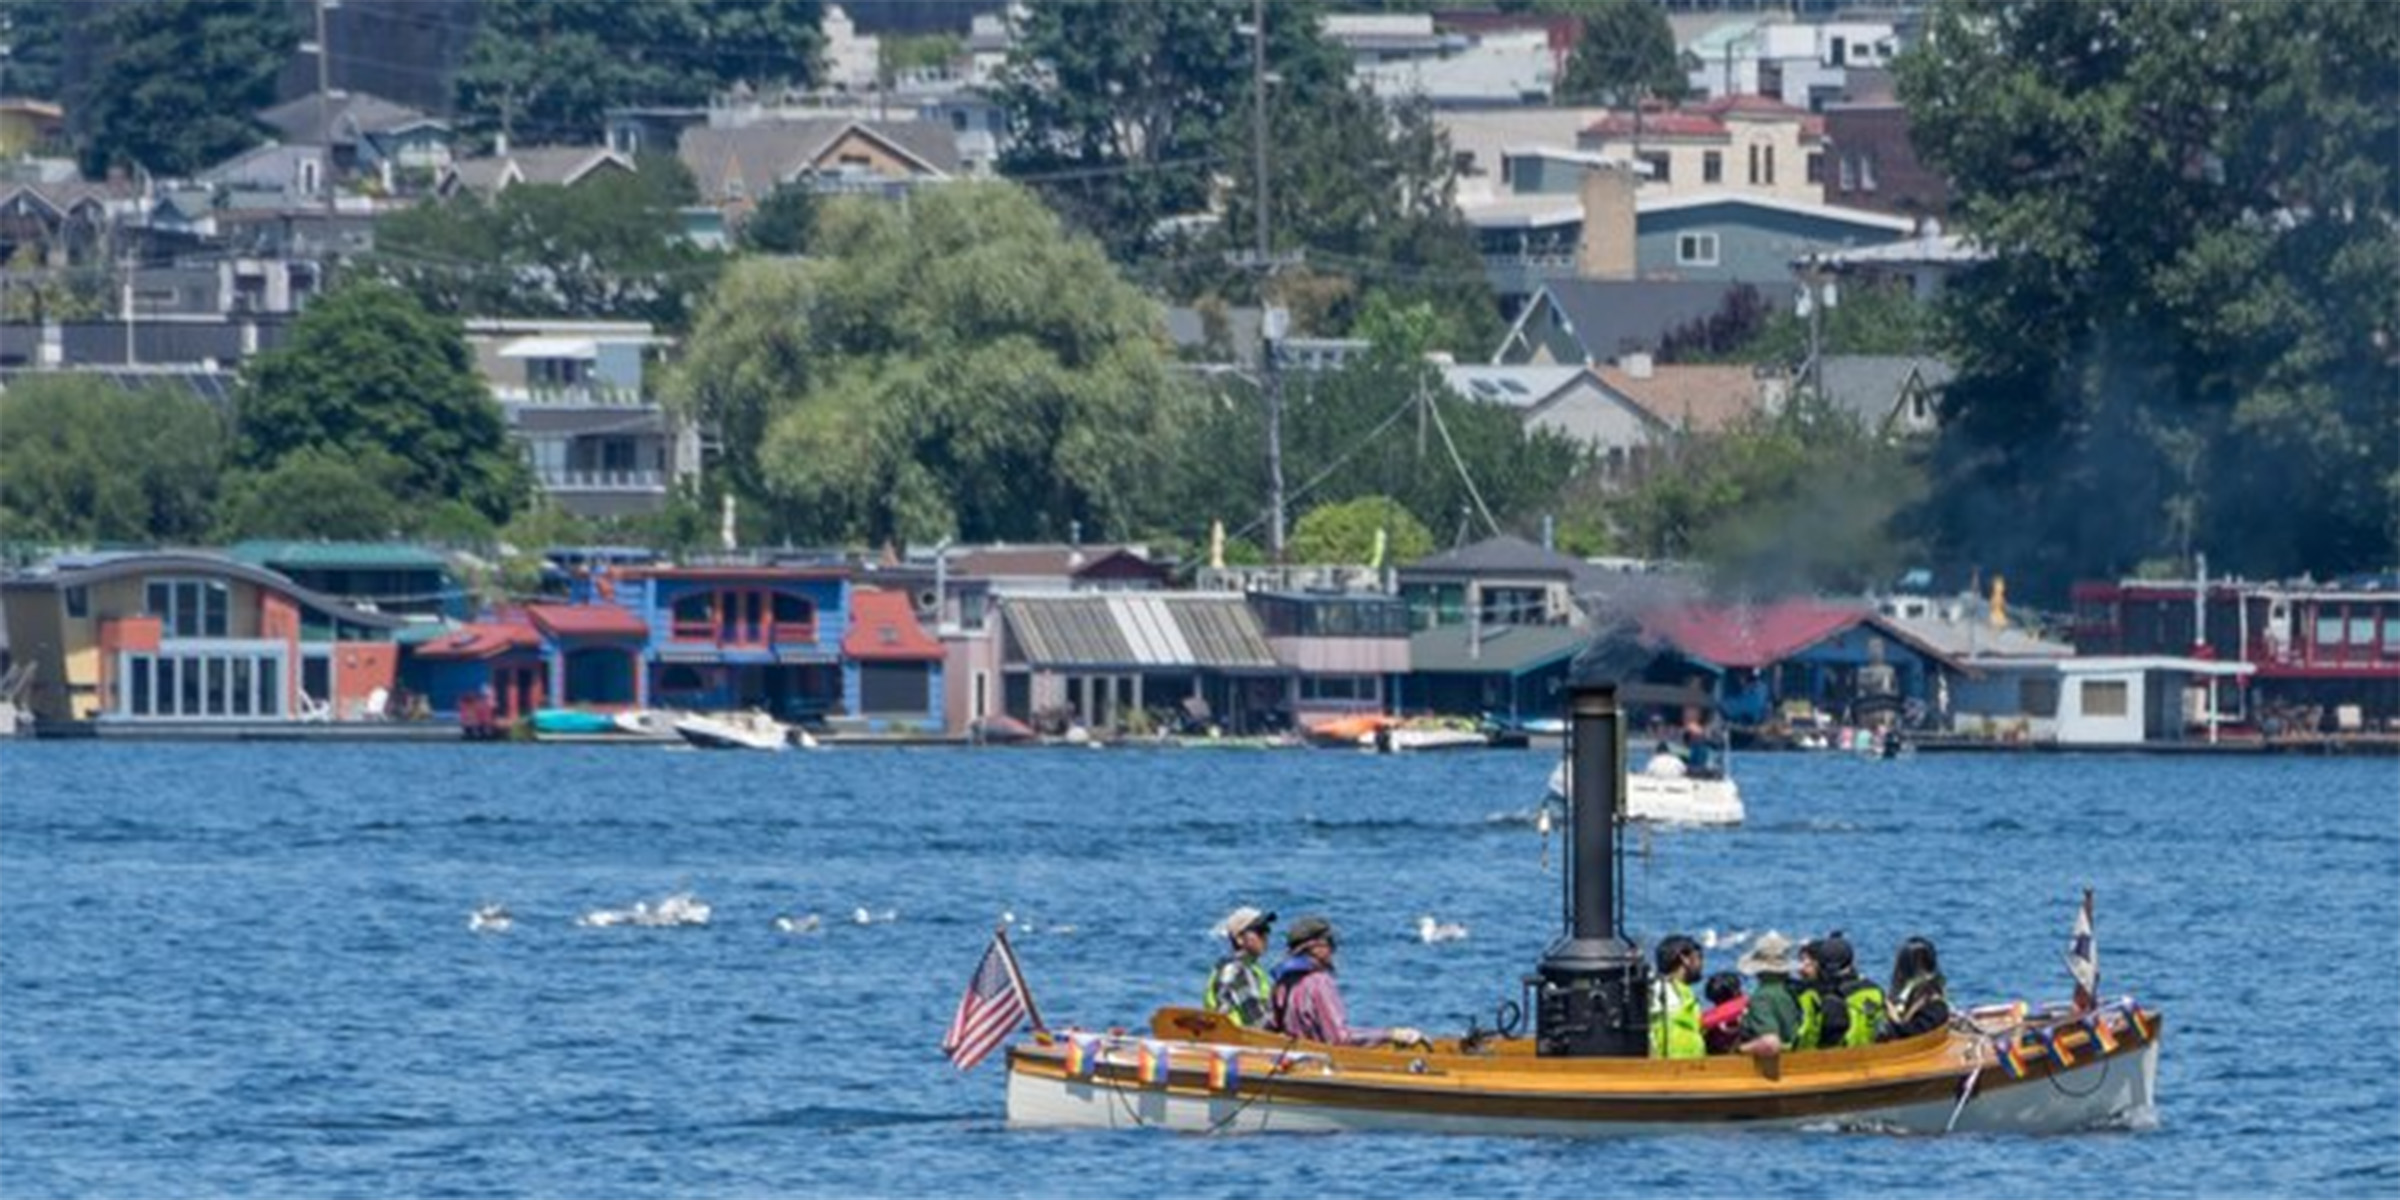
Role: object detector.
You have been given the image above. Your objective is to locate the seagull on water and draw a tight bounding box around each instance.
[1417,915,1469,944]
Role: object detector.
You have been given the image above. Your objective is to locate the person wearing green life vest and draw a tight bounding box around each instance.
[1647,934,1706,1059]
[1735,932,1804,1056]
[1204,905,1276,1028]
[1797,934,1886,1051]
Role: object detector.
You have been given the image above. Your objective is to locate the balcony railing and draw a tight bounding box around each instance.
[537,468,667,492]
[495,382,654,408]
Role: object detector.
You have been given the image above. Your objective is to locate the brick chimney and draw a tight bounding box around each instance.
[1575,160,1638,281]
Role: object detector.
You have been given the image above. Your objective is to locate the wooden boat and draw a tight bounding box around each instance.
[1006,1000,2158,1135]
[998,674,2161,1137]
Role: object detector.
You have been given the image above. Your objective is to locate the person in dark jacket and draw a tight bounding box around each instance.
[1876,936,1951,1042]
[1734,931,1804,1055]
[1700,971,1748,1055]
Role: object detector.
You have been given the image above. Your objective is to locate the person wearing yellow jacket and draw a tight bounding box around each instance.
[1649,934,1706,1059]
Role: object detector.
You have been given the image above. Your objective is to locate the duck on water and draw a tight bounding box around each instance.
[988,635,2161,1137]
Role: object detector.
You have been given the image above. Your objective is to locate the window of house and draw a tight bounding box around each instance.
[1764,146,1776,186]
[1806,152,1825,184]
[1839,154,1858,191]
[771,592,815,638]
[1860,152,1879,191]
[672,592,715,639]
[2314,614,2343,648]
[1829,36,1847,65]
[2384,616,2400,655]
[1677,232,1720,266]
[1747,143,1760,185]
[144,578,229,638]
[2019,676,2059,717]
[1639,151,1670,184]
[1702,150,1722,184]
[64,586,87,618]
[2350,615,2378,646]
[2080,679,2129,718]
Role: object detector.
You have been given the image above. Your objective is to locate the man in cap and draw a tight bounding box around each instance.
[1204,905,1276,1028]
[1268,916,1428,1049]
[1735,931,1805,1056]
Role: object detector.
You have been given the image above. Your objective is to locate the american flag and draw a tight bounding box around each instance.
[943,929,1037,1072]
[2065,889,2098,1013]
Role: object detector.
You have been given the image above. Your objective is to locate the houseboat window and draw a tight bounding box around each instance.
[64,586,87,618]
[2349,616,2377,646]
[206,658,228,715]
[146,579,230,638]
[130,658,152,715]
[2018,677,2059,717]
[672,593,714,637]
[179,655,203,714]
[156,658,179,715]
[2315,614,2344,648]
[772,593,813,627]
[232,659,253,716]
[2384,618,2400,654]
[258,660,280,716]
[1301,675,1374,702]
[2081,679,2129,718]
[660,665,708,693]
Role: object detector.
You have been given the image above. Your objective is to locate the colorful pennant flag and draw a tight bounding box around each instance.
[1063,1033,1099,1079]
[2088,1016,2119,1055]
[1136,1040,1170,1087]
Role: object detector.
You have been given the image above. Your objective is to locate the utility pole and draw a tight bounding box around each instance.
[1251,0,1287,563]
[314,0,335,221]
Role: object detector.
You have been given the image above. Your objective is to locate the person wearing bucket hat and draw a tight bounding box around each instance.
[1734,931,1804,1056]
[1203,905,1276,1028]
[1267,916,1428,1049]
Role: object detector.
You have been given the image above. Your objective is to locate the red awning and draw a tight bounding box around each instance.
[526,603,650,640]
[842,588,942,662]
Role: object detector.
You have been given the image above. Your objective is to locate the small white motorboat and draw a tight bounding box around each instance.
[674,710,795,752]
[1546,756,1745,826]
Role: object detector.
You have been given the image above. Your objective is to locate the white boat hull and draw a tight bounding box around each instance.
[672,714,791,752]
[1547,763,1744,825]
[1005,1038,2155,1137]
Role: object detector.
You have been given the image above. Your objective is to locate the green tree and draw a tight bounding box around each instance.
[1898,0,2399,600]
[1555,0,1688,107]
[213,447,409,541]
[1608,399,1926,596]
[1,2,67,103]
[671,183,1189,545]
[740,183,817,255]
[366,157,720,327]
[67,0,296,177]
[455,0,823,146]
[996,0,1254,261]
[1289,495,1434,566]
[1660,280,1940,367]
[234,281,528,523]
[0,376,225,545]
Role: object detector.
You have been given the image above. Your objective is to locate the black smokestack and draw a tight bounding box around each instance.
[1532,621,1660,1058]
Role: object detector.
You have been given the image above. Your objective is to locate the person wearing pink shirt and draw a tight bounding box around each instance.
[1266,916,1428,1049]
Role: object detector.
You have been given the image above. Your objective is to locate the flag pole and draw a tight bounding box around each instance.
[994,922,1047,1033]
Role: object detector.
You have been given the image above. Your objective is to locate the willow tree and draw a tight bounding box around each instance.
[669,182,1191,546]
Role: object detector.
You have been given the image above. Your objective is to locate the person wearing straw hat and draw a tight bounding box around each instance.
[1735,931,1805,1056]
[1203,905,1276,1028]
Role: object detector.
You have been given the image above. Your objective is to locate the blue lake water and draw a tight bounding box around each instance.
[1,742,2395,1198]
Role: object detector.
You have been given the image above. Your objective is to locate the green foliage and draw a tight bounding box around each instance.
[1662,280,1941,366]
[1000,0,1497,349]
[1608,399,1926,597]
[68,0,296,176]
[366,158,720,327]
[1289,496,1434,566]
[1556,0,1688,107]
[234,281,528,524]
[740,184,817,255]
[0,3,66,103]
[672,183,1189,545]
[454,0,824,145]
[879,33,962,84]
[213,447,409,542]
[0,377,226,545]
[1898,0,2400,599]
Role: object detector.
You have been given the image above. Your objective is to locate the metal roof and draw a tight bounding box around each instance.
[227,540,450,570]
[1406,623,1587,675]
[1003,594,1277,671]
